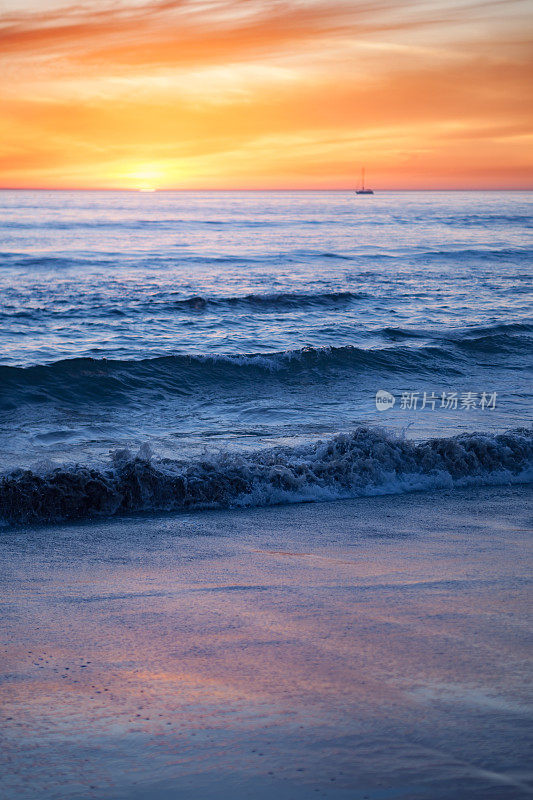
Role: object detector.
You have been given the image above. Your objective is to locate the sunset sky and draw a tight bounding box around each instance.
[0,0,532,190]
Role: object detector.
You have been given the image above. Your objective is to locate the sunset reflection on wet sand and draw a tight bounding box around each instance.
[2,485,531,799]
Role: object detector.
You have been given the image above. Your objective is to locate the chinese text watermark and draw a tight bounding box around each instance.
[375,390,497,412]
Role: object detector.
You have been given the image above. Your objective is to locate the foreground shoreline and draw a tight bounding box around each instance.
[2,484,532,799]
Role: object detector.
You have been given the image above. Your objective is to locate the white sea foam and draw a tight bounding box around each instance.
[1,427,531,526]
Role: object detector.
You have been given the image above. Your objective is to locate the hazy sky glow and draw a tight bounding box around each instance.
[1,0,532,189]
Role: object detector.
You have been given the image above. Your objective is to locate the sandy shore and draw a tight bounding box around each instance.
[1,484,532,799]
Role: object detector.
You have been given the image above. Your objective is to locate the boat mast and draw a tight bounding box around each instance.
[361,167,365,191]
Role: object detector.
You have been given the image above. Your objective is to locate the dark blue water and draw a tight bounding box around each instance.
[1,191,531,523]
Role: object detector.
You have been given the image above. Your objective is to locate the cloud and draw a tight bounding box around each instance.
[0,0,531,187]
[1,0,527,68]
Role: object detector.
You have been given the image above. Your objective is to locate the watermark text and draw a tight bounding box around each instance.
[376,390,497,411]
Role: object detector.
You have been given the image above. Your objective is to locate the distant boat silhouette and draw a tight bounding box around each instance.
[355,168,374,195]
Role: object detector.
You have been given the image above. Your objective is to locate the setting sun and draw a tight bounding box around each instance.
[124,165,165,192]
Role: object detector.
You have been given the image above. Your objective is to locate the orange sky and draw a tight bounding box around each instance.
[0,0,532,189]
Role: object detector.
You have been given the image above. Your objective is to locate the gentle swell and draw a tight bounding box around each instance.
[0,290,366,320]
[2,213,531,230]
[412,247,532,262]
[1,427,531,525]
[169,291,367,311]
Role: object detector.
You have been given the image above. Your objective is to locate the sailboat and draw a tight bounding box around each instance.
[355,167,374,195]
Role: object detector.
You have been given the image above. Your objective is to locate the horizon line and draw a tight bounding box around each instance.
[0,187,532,193]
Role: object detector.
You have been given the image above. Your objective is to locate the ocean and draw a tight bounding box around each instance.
[1,190,531,524]
[2,190,533,800]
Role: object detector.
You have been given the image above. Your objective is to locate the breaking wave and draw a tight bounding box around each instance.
[3,320,530,408]
[0,345,466,409]
[1,427,531,526]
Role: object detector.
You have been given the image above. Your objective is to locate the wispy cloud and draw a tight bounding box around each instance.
[0,0,531,188]
[1,0,526,64]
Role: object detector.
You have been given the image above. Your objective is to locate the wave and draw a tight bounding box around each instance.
[411,247,532,262]
[390,214,533,228]
[0,250,352,270]
[0,290,367,320]
[380,323,532,352]
[2,319,529,407]
[0,345,465,408]
[3,318,530,408]
[453,332,533,354]
[0,218,317,231]
[435,213,533,228]
[440,323,532,356]
[169,291,367,312]
[3,246,531,273]
[1,427,531,525]
[0,254,114,270]
[3,213,531,233]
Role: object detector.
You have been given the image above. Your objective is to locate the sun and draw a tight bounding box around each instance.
[122,164,165,191]
[110,159,194,190]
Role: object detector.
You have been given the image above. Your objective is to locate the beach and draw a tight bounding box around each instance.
[2,483,531,799]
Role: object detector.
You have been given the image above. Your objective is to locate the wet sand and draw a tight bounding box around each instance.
[1,484,532,799]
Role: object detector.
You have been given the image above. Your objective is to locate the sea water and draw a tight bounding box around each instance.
[0,190,531,523]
